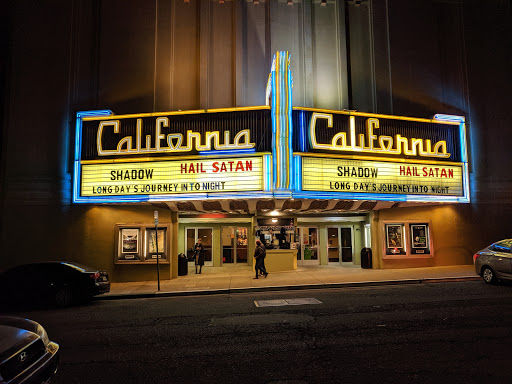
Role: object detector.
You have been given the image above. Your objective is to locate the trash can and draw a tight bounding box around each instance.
[361,247,373,269]
[178,253,188,276]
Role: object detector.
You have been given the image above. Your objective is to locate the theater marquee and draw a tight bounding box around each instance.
[293,108,469,202]
[81,156,264,197]
[74,108,273,203]
[301,156,464,197]
[73,53,468,204]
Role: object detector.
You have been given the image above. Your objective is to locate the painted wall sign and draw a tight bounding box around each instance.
[80,156,265,197]
[301,156,464,197]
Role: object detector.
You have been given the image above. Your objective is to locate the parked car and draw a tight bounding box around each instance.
[474,239,512,284]
[0,316,59,384]
[0,262,110,308]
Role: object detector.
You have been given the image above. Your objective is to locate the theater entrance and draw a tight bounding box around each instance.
[186,227,213,266]
[327,226,354,265]
[221,227,249,265]
[297,227,319,265]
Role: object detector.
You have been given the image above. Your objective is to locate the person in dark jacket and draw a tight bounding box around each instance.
[253,240,268,279]
[194,238,205,274]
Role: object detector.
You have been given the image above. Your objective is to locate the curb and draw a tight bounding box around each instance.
[96,275,481,301]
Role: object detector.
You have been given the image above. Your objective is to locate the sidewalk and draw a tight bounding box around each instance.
[100,264,479,300]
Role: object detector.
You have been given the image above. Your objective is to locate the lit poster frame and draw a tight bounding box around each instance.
[410,223,430,255]
[385,224,406,256]
[120,228,140,261]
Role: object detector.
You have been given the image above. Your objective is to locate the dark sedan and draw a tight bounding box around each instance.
[0,262,110,308]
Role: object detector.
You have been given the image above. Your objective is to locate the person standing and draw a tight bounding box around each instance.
[194,238,205,274]
[253,240,268,279]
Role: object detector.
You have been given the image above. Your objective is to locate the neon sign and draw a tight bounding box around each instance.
[96,119,255,156]
[73,52,469,204]
[309,113,450,159]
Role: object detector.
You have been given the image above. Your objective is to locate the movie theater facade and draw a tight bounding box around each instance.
[73,52,469,282]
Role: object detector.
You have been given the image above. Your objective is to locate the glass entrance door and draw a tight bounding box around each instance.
[221,227,248,264]
[327,226,354,265]
[327,227,340,263]
[186,227,213,266]
[298,227,319,265]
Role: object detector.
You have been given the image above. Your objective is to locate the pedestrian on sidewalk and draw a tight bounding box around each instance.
[194,238,205,274]
[253,240,268,279]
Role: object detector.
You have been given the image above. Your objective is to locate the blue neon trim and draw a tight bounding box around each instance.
[299,110,307,152]
[287,55,293,190]
[279,52,286,189]
[73,110,113,203]
[264,154,272,191]
[434,114,465,123]
[456,121,470,202]
[293,155,302,191]
[271,62,277,189]
[76,191,277,204]
[292,191,469,203]
[198,149,256,156]
[459,122,468,163]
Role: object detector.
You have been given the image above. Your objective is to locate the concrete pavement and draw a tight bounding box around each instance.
[100,263,480,300]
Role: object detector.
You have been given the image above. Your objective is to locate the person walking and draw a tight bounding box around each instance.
[253,240,268,279]
[194,238,205,274]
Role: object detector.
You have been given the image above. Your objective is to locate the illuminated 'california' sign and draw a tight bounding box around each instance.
[96,120,254,156]
[309,113,449,159]
[294,108,463,162]
[80,107,272,161]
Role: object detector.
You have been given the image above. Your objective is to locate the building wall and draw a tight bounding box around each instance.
[2,1,512,275]
[375,204,477,268]
[76,206,174,282]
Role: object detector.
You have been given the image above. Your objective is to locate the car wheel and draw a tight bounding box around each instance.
[481,266,496,284]
[55,287,73,307]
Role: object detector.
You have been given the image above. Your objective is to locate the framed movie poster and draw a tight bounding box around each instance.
[385,224,406,255]
[120,228,140,260]
[122,228,138,252]
[410,224,430,255]
[146,228,166,260]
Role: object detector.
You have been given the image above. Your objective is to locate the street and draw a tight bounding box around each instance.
[4,280,512,384]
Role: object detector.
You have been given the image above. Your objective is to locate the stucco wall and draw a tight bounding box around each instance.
[375,204,476,269]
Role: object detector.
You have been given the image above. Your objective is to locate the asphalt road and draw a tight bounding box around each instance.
[4,280,512,384]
